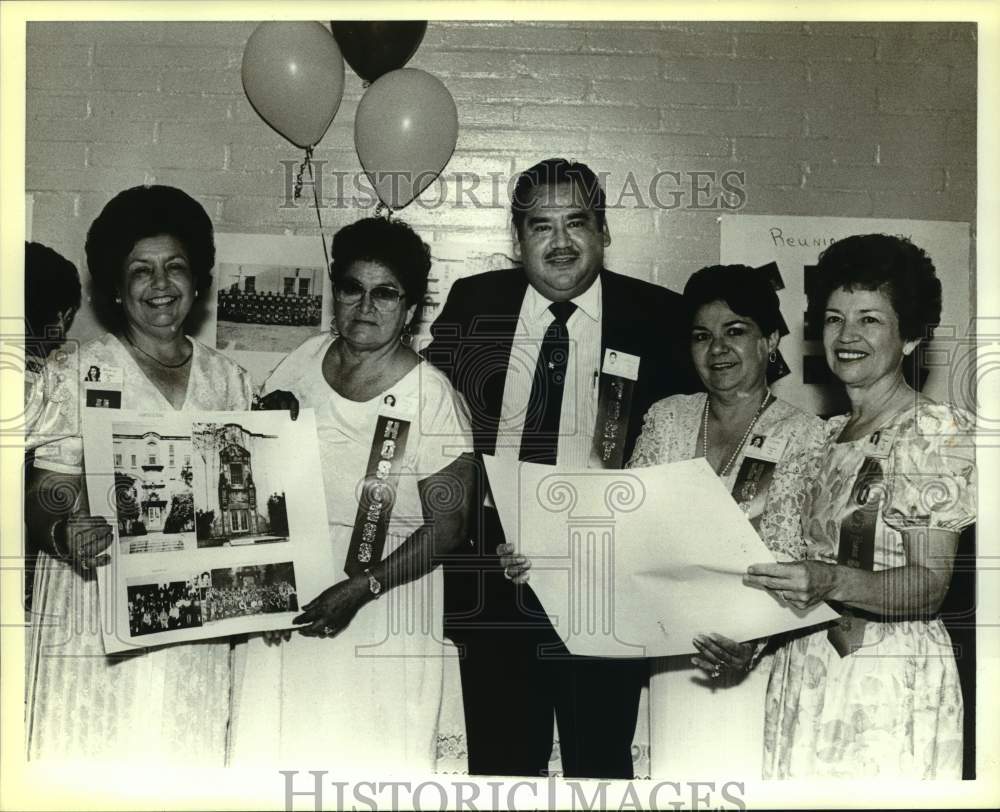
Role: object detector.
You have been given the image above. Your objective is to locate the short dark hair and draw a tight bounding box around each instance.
[683,264,783,337]
[511,158,607,236]
[329,217,431,311]
[24,241,81,342]
[808,234,942,342]
[85,185,215,320]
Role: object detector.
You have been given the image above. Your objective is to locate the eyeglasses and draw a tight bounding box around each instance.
[333,280,405,311]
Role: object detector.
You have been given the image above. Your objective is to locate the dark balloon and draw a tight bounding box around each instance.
[331,21,427,83]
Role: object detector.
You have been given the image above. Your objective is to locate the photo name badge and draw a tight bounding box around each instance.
[83,365,123,409]
[343,398,414,576]
[731,433,787,531]
[591,349,640,469]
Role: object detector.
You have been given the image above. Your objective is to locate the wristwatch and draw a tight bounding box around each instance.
[364,568,382,599]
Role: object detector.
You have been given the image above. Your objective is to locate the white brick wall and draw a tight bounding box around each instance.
[24,19,976,336]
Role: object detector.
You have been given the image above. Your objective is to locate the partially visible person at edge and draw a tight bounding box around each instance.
[743,234,976,778]
[23,241,82,611]
[24,185,254,764]
[230,216,476,772]
[425,157,698,778]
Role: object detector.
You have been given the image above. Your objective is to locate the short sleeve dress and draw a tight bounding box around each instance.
[26,332,255,765]
[229,333,474,772]
[762,400,976,779]
[630,393,828,777]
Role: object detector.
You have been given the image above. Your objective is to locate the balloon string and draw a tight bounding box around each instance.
[305,152,331,271]
[293,148,311,200]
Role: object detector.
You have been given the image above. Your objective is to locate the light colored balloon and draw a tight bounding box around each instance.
[241,21,345,149]
[354,68,459,210]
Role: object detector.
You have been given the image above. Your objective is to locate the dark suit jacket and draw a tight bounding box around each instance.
[423,267,699,631]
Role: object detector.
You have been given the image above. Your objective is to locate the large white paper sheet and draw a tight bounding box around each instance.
[484,455,839,657]
[83,408,335,653]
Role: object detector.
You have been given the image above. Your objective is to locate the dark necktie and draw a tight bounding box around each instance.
[519,301,578,465]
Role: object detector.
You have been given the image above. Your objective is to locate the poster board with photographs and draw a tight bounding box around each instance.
[82,407,334,654]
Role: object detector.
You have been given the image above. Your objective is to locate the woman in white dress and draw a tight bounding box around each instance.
[25,185,254,765]
[745,235,976,778]
[231,217,475,772]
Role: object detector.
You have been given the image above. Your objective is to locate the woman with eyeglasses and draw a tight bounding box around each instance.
[230,217,475,772]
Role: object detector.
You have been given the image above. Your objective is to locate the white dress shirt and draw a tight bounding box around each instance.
[494,277,603,468]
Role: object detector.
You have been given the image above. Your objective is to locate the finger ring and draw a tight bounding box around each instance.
[80,559,93,571]
[322,626,334,635]
[711,665,722,679]
[502,567,513,581]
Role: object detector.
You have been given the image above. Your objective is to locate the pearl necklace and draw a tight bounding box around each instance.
[701,389,772,477]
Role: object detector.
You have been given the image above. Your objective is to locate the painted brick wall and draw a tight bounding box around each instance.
[24,20,976,342]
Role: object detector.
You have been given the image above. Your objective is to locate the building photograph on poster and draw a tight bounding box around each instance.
[190,421,290,548]
[112,424,196,554]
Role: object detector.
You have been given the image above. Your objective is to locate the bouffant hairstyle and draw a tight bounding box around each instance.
[808,234,942,342]
[329,217,431,312]
[683,264,784,338]
[24,241,81,343]
[510,157,607,236]
[85,185,215,317]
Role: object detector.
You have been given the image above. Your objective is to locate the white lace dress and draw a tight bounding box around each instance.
[763,401,976,778]
[26,333,254,765]
[628,393,827,777]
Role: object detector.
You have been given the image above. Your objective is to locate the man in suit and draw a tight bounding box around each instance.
[424,158,696,778]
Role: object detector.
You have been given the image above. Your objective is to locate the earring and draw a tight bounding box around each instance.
[114,297,122,305]
[400,323,413,346]
[768,350,777,363]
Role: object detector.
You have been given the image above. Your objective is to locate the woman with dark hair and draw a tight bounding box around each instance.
[231,217,475,771]
[502,263,827,775]
[25,185,253,765]
[745,234,975,778]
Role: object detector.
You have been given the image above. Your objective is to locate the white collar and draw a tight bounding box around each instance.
[524,275,602,324]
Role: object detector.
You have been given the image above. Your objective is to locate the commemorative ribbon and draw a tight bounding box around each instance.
[730,433,786,533]
[344,414,411,576]
[590,349,640,469]
[827,427,896,657]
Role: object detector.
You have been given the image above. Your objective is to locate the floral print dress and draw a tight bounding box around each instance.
[763,400,976,778]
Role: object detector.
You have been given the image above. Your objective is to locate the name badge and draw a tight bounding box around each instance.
[601,348,640,381]
[83,365,124,409]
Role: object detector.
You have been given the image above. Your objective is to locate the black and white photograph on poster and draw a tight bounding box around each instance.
[111,424,197,554]
[6,5,999,811]
[126,577,204,637]
[203,562,299,622]
[190,421,290,548]
[215,262,324,353]
[81,407,334,658]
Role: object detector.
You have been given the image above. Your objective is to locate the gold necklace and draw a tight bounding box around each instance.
[701,389,772,476]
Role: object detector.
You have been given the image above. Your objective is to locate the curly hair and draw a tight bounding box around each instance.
[510,157,607,236]
[329,217,431,310]
[85,185,215,323]
[683,264,784,338]
[808,234,942,342]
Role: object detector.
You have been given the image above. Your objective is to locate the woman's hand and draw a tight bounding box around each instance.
[496,543,531,584]
[59,514,114,572]
[744,560,838,609]
[262,629,292,646]
[691,633,755,679]
[292,576,372,638]
[254,389,299,420]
